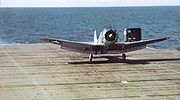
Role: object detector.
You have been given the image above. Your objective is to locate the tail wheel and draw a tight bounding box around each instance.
[122,53,126,61]
[89,54,93,62]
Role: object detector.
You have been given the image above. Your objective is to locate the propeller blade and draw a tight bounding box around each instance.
[94,30,97,44]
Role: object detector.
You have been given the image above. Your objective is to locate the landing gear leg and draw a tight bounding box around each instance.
[89,54,93,62]
[122,53,126,61]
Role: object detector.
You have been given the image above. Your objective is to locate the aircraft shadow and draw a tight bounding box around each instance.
[68,55,180,65]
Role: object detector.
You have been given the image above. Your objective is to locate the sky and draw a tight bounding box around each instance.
[1,0,180,7]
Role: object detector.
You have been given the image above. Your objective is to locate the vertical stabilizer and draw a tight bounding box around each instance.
[94,30,97,44]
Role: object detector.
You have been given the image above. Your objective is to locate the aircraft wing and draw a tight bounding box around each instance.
[107,37,169,52]
[124,37,168,47]
[41,37,168,54]
[106,38,168,53]
[41,38,105,54]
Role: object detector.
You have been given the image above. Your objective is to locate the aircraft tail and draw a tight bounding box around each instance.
[94,30,97,44]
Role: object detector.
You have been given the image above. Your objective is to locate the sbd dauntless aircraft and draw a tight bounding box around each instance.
[41,28,168,62]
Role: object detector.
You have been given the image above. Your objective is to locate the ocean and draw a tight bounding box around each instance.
[0,7,180,50]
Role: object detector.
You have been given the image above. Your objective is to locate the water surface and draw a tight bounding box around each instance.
[0,7,180,50]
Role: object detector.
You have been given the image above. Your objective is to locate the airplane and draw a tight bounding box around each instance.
[41,28,168,62]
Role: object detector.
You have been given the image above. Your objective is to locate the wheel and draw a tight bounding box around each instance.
[122,53,126,61]
[89,54,93,62]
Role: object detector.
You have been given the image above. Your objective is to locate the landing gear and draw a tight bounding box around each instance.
[89,54,93,62]
[122,53,126,61]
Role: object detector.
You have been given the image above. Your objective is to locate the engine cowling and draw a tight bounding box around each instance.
[97,29,118,45]
[105,30,117,41]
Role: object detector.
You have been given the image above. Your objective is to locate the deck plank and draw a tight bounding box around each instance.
[0,43,179,100]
